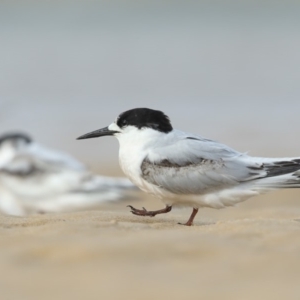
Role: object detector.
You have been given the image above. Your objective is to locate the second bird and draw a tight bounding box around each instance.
[0,132,135,216]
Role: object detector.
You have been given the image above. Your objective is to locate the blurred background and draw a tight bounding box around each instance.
[1,2,300,300]
[1,0,300,176]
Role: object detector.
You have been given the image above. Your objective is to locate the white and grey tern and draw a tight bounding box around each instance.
[78,108,300,226]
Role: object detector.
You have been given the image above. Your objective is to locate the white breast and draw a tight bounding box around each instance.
[116,126,170,197]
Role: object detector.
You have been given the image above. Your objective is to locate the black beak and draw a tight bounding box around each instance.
[77,126,119,140]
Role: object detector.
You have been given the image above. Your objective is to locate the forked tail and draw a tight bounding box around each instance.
[251,158,300,190]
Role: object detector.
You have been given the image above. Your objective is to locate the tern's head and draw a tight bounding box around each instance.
[0,133,32,150]
[77,108,173,141]
[0,133,32,164]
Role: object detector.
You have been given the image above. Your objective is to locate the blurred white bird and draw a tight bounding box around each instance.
[0,132,135,216]
[78,108,300,226]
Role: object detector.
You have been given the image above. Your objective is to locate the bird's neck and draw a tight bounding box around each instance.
[116,128,167,179]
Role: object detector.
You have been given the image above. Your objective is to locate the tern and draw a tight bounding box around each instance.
[0,132,135,216]
[77,108,300,226]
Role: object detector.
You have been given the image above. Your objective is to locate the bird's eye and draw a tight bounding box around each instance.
[122,120,127,126]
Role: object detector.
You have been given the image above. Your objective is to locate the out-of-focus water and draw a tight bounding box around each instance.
[1,1,300,173]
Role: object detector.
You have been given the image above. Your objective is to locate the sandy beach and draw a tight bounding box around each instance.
[1,189,300,300]
[1,1,300,299]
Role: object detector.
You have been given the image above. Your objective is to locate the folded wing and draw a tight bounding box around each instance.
[142,132,266,195]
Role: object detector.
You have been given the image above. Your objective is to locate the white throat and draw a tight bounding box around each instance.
[109,123,167,184]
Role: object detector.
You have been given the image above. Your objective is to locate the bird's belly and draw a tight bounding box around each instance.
[160,187,259,209]
[120,168,258,209]
[127,176,259,209]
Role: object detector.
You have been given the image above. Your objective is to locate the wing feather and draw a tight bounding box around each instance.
[141,131,265,195]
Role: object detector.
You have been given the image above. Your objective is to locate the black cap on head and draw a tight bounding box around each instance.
[116,108,173,133]
[0,132,32,145]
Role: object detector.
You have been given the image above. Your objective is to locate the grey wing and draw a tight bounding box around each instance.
[0,151,134,197]
[142,135,264,195]
[0,142,87,179]
[0,151,90,198]
[0,156,45,178]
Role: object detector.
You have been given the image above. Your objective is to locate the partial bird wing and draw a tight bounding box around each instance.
[0,142,134,198]
[0,142,137,215]
[0,153,89,198]
[0,155,41,177]
[142,130,264,195]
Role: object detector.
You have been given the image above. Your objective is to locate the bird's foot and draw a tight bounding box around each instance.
[127,205,172,217]
[178,221,193,226]
[177,208,199,226]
